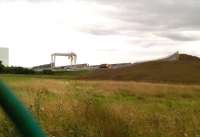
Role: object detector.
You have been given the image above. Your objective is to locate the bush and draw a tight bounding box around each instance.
[2,66,35,74]
[0,61,5,73]
[41,70,54,75]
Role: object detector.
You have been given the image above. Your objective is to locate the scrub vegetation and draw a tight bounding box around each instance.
[1,75,200,137]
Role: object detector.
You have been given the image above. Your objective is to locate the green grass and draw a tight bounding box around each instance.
[1,75,200,137]
[0,70,89,81]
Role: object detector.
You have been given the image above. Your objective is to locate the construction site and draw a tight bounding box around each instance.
[32,51,180,72]
[32,51,133,71]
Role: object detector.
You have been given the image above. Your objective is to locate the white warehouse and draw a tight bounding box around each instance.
[0,47,9,66]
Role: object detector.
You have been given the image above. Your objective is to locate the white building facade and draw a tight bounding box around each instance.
[0,47,9,66]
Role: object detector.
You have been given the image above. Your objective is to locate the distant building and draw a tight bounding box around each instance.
[32,63,89,71]
[0,47,9,66]
[32,63,52,71]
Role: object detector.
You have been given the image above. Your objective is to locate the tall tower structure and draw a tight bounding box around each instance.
[0,47,9,66]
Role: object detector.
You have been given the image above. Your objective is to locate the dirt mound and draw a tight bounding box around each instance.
[179,54,200,61]
[80,54,200,84]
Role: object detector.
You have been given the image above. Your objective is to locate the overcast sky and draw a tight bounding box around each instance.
[0,0,200,67]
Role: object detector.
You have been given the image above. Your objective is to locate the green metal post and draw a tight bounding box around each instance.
[0,81,47,137]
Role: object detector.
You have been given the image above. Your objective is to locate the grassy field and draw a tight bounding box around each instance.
[1,75,200,137]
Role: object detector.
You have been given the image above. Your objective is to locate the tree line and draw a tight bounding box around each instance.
[0,61,53,74]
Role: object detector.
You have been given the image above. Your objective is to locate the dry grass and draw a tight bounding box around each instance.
[1,76,200,137]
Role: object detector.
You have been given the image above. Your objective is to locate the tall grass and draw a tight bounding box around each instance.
[1,77,200,137]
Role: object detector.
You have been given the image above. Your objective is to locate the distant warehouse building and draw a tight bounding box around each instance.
[0,47,9,66]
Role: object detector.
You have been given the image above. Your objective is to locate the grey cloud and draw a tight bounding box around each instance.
[122,0,200,31]
[157,32,200,41]
[128,39,177,48]
[4,0,200,42]
[117,0,200,30]
[80,0,200,42]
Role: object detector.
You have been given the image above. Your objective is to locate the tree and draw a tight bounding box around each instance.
[0,61,35,74]
[0,61,5,73]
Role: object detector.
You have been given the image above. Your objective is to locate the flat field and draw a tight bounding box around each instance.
[1,75,200,137]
